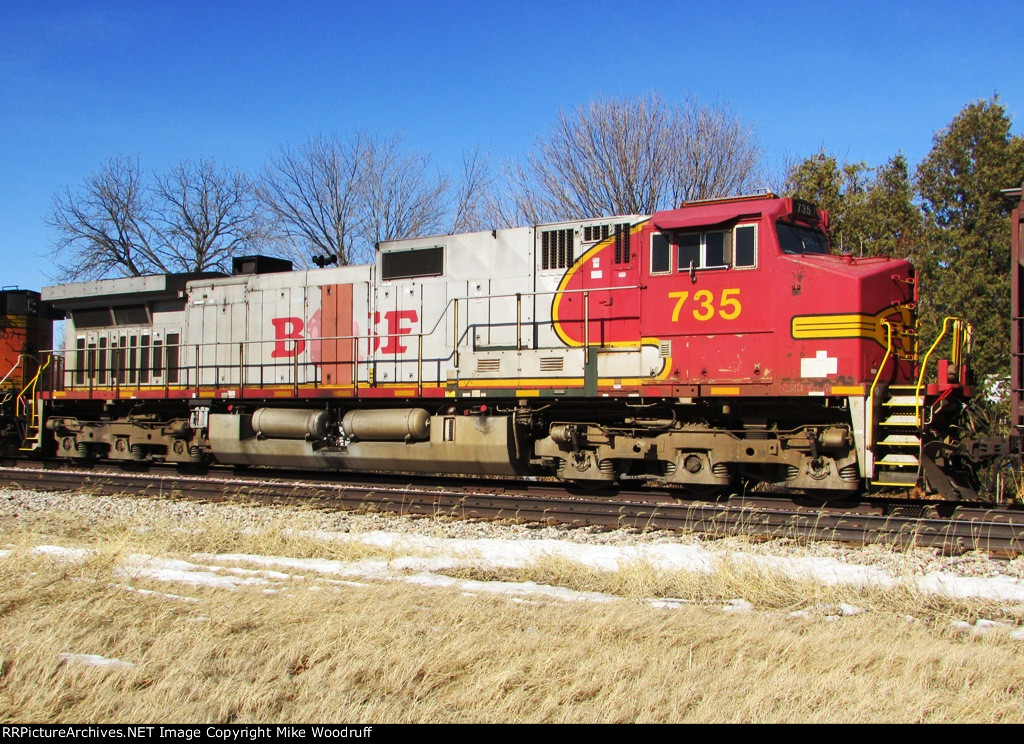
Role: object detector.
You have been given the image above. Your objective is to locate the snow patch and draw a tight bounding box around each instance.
[33,545,91,562]
[722,598,754,613]
[950,618,1024,639]
[116,555,273,590]
[58,653,134,669]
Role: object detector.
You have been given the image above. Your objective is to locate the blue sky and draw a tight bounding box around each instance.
[1,0,1021,291]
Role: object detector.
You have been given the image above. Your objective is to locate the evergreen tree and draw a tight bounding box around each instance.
[783,150,870,254]
[860,155,923,259]
[915,98,1024,385]
[784,151,923,259]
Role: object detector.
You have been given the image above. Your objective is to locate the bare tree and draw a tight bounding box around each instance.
[448,145,496,233]
[151,159,272,274]
[47,155,159,280]
[48,156,273,281]
[502,94,763,224]
[259,133,365,266]
[259,132,474,266]
[358,134,450,251]
[669,97,763,204]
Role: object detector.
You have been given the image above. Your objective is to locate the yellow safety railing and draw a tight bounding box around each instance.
[868,320,895,408]
[16,356,50,444]
[913,317,972,427]
[866,304,919,456]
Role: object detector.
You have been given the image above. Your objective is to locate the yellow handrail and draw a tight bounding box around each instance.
[868,320,894,406]
[16,355,50,420]
[864,320,895,462]
[913,317,970,428]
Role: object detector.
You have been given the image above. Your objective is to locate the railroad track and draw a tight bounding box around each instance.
[1,463,1023,557]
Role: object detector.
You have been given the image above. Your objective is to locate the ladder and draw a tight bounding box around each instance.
[16,356,49,452]
[871,386,923,488]
[868,316,971,492]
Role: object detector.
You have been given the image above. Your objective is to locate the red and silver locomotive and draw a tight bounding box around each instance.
[23,193,982,498]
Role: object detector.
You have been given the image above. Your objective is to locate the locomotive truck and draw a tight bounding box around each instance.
[2,192,1000,499]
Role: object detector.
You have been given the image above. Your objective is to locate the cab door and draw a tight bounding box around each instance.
[640,223,771,385]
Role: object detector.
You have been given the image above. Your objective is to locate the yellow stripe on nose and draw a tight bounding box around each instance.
[791,307,903,347]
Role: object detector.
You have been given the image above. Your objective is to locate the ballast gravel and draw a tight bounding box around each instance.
[2,485,1022,583]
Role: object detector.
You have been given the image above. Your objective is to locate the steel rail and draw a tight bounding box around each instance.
[1,465,1023,557]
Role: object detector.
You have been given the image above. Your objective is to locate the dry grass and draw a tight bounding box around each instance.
[2,497,1024,722]
[1,495,401,563]
[444,552,1024,626]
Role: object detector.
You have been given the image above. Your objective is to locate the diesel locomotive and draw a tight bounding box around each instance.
[4,192,999,499]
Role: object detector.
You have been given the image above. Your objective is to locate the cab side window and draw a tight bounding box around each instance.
[676,230,727,270]
[734,225,757,268]
[650,223,758,274]
[704,231,727,267]
[650,232,672,274]
[677,234,701,270]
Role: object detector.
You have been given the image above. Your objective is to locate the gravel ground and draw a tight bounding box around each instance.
[2,485,1023,582]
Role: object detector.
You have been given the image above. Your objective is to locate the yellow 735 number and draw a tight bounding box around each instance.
[669,289,742,322]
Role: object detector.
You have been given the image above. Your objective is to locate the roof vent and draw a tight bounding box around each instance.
[232,255,294,275]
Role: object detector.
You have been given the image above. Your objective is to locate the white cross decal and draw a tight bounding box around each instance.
[800,350,838,378]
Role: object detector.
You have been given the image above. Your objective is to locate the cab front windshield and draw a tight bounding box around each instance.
[777,222,831,255]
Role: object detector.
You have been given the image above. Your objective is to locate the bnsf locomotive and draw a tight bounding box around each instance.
[3,193,994,499]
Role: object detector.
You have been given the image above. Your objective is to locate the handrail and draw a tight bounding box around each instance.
[866,321,894,456]
[393,283,644,340]
[868,320,894,406]
[913,316,959,427]
[47,275,666,393]
[16,355,50,420]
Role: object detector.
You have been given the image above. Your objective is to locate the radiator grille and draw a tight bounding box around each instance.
[540,228,574,270]
[613,223,631,264]
[381,246,444,280]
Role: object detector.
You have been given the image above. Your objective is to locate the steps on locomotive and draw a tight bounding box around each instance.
[18,428,40,452]
[884,394,925,408]
[871,385,923,488]
[878,413,919,427]
[878,433,922,447]
[15,357,48,453]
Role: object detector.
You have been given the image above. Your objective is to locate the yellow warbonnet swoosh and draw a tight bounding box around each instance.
[792,306,912,348]
[549,220,668,378]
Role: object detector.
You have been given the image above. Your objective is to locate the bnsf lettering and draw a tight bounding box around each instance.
[270,317,307,358]
[270,310,419,357]
[373,310,418,354]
